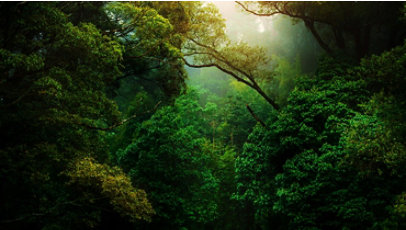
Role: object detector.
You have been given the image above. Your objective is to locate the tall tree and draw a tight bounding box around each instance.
[235,41,406,229]
[237,1,406,60]
[0,2,154,229]
[118,91,219,229]
[135,2,280,110]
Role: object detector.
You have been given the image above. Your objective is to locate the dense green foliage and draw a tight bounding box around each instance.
[0,2,156,229]
[235,43,406,229]
[1,1,406,230]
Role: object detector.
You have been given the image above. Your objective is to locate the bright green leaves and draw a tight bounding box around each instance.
[67,157,155,222]
[234,126,275,226]
[118,91,219,227]
[234,41,406,229]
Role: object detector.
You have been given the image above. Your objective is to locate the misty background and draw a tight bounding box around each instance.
[186,2,324,109]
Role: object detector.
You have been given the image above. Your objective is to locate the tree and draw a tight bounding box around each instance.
[135,2,280,111]
[188,67,274,151]
[103,2,187,100]
[0,2,154,229]
[237,1,406,60]
[118,91,219,229]
[235,41,406,229]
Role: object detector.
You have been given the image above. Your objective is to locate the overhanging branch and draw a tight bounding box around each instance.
[186,37,254,80]
[236,1,333,55]
[182,57,253,87]
[182,57,280,111]
[235,1,279,17]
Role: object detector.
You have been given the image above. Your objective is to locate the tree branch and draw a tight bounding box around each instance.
[235,1,279,17]
[303,20,333,55]
[186,37,254,81]
[246,104,267,128]
[236,1,334,55]
[182,57,253,87]
[182,57,280,110]
[236,1,333,25]
[183,14,280,110]
[116,62,162,81]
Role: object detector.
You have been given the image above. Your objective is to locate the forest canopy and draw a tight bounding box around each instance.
[1,1,406,229]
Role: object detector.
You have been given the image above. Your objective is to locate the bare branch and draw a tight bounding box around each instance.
[303,20,333,55]
[235,1,279,17]
[235,1,334,55]
[246,104,267,128]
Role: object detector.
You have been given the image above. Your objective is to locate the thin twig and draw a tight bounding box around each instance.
[246,104,267,129]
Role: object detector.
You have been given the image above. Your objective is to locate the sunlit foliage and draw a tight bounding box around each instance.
[67,157,155,222]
